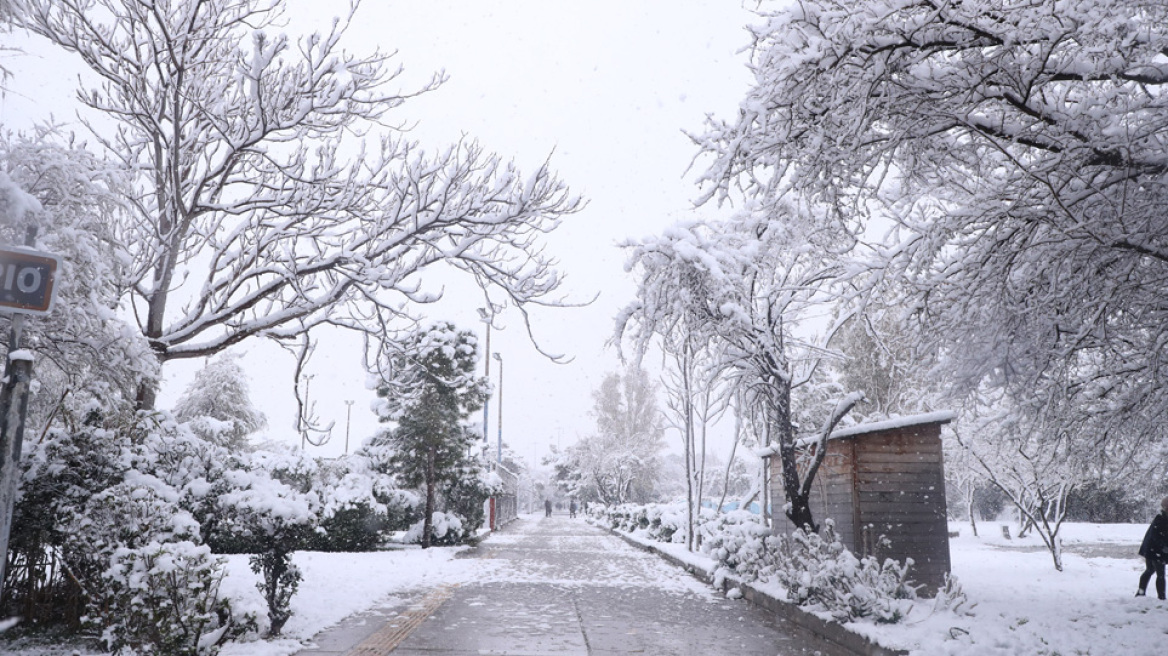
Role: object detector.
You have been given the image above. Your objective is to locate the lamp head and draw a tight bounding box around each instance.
[492,352,502,362]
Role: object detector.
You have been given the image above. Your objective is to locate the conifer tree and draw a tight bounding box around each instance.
[368,323,487,548]
[173,354,267,451]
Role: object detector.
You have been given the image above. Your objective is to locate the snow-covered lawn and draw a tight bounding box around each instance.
[217,546,489,656]
[4,520,1163,655]
[863,521,1166,656]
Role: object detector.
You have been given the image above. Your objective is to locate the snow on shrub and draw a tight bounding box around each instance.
[597,504,923,624]
[312,457,413,552]
[700,510,775,580]
[213,463,319,637]
[99,540,233,656]
[595,503,689,542]
[60,468,244,653]
[6,412,427,644]
[403,512,465,546]
[770,520,916,623]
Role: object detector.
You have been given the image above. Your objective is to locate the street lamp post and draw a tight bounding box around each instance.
[493,352,503,463]
[344,400,354,455]
[477,309,491,445]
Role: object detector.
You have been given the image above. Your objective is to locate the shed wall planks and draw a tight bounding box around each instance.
[781,415,953,594]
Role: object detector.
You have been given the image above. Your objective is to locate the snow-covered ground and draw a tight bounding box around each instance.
[3,519,1163,655]
[867,521,1165,656]
[646,520,1163,656]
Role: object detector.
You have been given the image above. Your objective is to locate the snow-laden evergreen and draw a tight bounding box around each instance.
[173,354,267,451]
[364,322,491,549]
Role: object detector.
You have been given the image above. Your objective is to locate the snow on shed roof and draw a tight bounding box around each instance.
[755,411,956,458]
[827,410,956,440]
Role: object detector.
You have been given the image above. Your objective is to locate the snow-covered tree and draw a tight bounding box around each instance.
[593,368,664,472]
[566,368,665,506]
[618,210,863,532]
[0,130,157,428]
[659,341,728,549]
[696,0,1168,463]
[828,310,932,422]
[18,0,582,409]
[366,322,487,548]
[954,398,1083,572]
[173,353,267,451]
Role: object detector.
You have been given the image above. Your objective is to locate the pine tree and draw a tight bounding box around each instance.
[173,354,266,451]
[368,323,487,548]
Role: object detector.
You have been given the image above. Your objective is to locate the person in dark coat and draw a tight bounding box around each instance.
[1137,496,1168,599]
[569,499,578,518]
[544,499,552,518]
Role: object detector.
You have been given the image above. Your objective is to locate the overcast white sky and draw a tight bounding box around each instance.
[1,0,761,466]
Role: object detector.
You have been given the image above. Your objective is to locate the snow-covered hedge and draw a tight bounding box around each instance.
[402,512,466,546]
[1,413,421,645]
[768,520,915,623]
[701,509,776,580]
[592,503,922,623]
[599,503,689,542]
[100,540,234,655]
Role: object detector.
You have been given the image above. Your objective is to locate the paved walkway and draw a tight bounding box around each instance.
[295,515,846,655]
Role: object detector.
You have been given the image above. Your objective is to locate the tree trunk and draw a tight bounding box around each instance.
[681,343,695,551]
[965,482,979,538]
[696,389,707,549]
[422,446,436,549]
[780,441,816,532]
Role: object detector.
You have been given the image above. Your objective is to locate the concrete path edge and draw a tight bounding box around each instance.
[606,529,909,656]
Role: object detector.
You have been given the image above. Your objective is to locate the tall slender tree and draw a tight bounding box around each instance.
[618,208,862,531]
[367,322,487,548]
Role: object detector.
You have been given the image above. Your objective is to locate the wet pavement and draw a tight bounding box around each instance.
[297,514,846,655]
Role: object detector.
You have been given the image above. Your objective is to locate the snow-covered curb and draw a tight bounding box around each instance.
[602,525,905,656]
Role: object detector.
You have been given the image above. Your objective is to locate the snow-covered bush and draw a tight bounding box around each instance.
[643,504,688,542]
[603,504,650,532]
[99,540,231,656]
[770,521,916,623]
[58,463,243,652]
[592,503,688,542]
[701,510,776,580]
[5,409,422,643]
[597,503,920,624]
[403,512,465,547]
[305,456,399,552]
[212,463,319,637]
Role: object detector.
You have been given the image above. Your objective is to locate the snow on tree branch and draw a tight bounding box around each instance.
[18,0,583,408]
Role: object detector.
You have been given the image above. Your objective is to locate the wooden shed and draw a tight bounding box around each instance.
[769,411,955,594]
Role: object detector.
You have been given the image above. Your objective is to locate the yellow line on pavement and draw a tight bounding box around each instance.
[344,584,459,655]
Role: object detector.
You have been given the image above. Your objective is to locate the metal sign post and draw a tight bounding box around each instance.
[0,235,58,593]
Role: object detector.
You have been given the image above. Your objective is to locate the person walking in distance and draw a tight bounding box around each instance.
[544,499,552,518]
[1137,496,1168,599]
[569,499,578,518]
